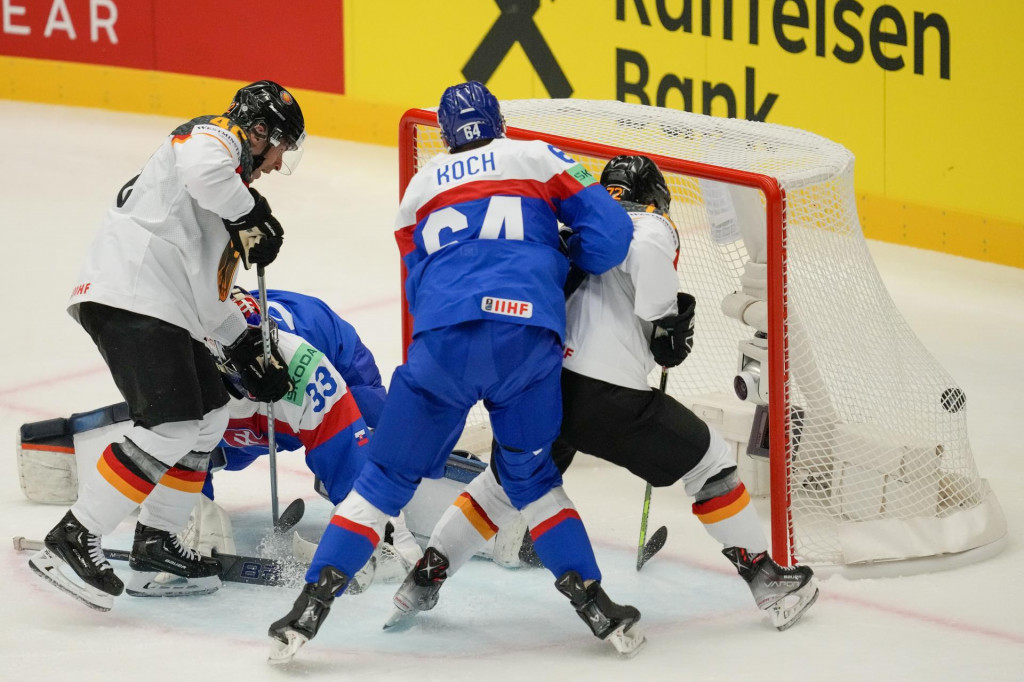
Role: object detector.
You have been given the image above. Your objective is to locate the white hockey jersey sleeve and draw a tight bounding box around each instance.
[625,212,681,322]
[174,122,255,222]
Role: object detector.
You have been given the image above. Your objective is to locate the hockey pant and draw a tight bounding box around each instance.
[72,302,232,536]
[465,368,769,557]
[306,321,602,589]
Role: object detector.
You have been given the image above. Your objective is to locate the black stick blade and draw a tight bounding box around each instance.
[274,498,305,534]
[637,525,668,571]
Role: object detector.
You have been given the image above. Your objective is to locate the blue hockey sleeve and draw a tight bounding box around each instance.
[556,184,632,275]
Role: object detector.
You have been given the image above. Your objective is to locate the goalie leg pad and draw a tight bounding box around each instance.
[17,431,78,505]
[181,494,236,556]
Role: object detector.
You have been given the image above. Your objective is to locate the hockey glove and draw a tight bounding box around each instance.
[558,226,574,257]
[649,292,696,368]
[222,326,293,402]
[223,188,285,269]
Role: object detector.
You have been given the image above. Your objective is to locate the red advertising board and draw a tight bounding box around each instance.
[0,0,345,94]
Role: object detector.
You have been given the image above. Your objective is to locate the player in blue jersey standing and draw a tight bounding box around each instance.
[267,81,644,662]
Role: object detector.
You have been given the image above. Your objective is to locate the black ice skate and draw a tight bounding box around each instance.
[383,546,449,631]
[28,510,124,611]
[129,522,222,577]
[555,570,646,657]
[268,565,349,664]
[723,547,819,631]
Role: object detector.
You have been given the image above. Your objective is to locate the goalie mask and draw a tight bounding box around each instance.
[226,80,306,175]
[600,155,672,213]
[209,287,279,400]
[437,81,506,152]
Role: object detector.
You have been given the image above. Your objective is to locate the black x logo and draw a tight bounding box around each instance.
[464,0,572,98]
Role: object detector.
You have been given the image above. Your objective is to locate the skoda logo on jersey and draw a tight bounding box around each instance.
[458,121,482,141]
[223,428,266,448]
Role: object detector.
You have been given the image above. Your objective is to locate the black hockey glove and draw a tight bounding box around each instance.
[222,326,293,403]
[649,292,696,368]
[223,188,285,269]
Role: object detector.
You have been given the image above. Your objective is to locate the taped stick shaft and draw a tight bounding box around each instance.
[636,368,669,570]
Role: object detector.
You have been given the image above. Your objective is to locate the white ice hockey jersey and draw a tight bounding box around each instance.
[67,116,257,345]
[563,209,680,390]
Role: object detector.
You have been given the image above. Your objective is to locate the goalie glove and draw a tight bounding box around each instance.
[222,326,293,402]
[223,188,284,269]
[649,292,696,368]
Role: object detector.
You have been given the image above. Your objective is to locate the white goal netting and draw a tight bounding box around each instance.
[399,99,1006,566]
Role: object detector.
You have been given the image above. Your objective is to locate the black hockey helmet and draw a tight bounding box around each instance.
[226,81,306,172]
[600,155,671,212]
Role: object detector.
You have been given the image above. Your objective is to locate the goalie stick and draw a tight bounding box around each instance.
[13,536,294,587]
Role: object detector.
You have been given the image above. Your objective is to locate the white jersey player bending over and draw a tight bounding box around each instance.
[399,155,819,632]
[28,81,303,612]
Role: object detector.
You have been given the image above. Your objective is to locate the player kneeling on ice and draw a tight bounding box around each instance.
[267,81,644,664]
[390,155,818,633]
[28,80,304,612]
[19,287,421,596]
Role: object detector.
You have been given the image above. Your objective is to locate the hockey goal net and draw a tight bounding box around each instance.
[396,99,1006,567]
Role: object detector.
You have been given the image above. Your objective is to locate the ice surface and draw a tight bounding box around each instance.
[2,101,1022,681]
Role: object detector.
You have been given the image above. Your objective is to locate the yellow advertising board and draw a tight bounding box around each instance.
[1,0,1021,265]
[345,0,1022,265]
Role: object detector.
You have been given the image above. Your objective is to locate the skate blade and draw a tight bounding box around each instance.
[126,570,221,597]
[268,631,308,665]
[382,606,417,632]
[769,581,820,631]
[607,622,647,658]
[28,549,114,612]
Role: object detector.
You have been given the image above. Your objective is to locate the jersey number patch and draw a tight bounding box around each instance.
[422,196,523,254]
[305,366,338,413]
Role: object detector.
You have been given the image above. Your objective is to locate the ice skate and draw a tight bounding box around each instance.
[383,546,449,631]
[555,570,645,657]
[723,547,819,631]
[28,510,124,611]
[268,566,349,664]
[129,522,222,582]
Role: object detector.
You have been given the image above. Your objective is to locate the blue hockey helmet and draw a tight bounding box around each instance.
[437,81,505,152]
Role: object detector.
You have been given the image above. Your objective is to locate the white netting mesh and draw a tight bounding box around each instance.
[401,99,1005,566]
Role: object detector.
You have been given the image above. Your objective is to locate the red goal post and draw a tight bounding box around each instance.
[396,100,1006,569]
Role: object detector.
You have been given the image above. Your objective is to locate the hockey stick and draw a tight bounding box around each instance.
[274,497,305,534]
[257,265,280,526]
[13,536,293,587]
[636,368,670,571]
